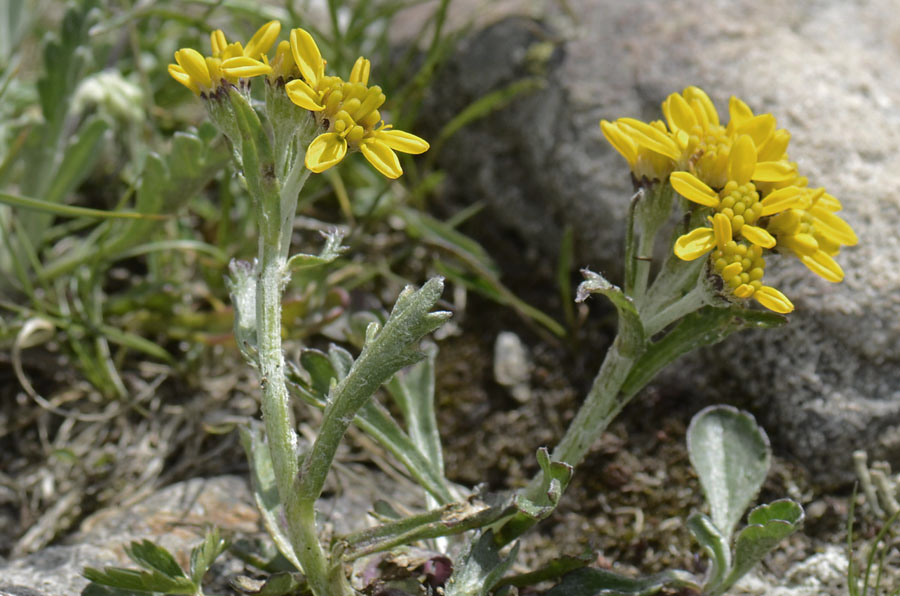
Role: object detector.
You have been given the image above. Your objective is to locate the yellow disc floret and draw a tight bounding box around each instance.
[712,240,793,313]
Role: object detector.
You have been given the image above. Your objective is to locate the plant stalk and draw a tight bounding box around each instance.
[550,334,637,468]
[254,159,352,595]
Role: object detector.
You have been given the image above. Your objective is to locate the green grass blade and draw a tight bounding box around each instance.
[0,191,167,220]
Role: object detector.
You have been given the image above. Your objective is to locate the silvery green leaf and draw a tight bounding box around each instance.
[227,91,276,202]
[327,344,354,379]
[687,405,771,539]
[445,531,519,596]
[239,423,303,572]
[291,345,452,503]
[226,259,259,367]
[286,230,345,272]
[686,513,730,590]
[621,306,785,400]
[297,278,450,504]
[718,499,804,592]
[544,568,697,596]
[299,348,336,399]
[576,269,644,357]
[230,571,307,595]
[340,493,512,561]
[385,342,445,485]
[513,447,573,520]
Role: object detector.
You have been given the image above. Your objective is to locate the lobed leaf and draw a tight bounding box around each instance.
[296,278,450,504]
[513,447,573,520]
[719,499,804,590]
[189,527,229,585]
[124,540,186,578]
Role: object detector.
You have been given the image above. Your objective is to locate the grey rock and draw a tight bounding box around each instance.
[734,544,850,596]
[0,468,426,595]
[427,0,900,485]
[0,476,258,596]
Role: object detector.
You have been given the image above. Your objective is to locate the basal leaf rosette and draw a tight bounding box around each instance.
[283,29,429,179]
[601,86,857,314]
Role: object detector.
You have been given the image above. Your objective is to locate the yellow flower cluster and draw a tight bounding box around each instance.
[168,22,428,179]
[168,21,279,95]
[601,87,857,314]
[283,29,429,178]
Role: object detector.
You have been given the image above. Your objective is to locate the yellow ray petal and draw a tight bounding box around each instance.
[712,213,732,250]
[210,30,228,57]
[684,86,719,126]
[758,128,790,161]
[618,118,680,160]
[221,56,273,78]
[205,57,223,83]
[816,192,843,212]
[728,96,754,126]
[168,64,199,94]
[600,120,638,166]
[670,171,719,207]
[733,284,755,299]
[174,48,212,89]
[782,233,819,256]
[674,228,716,261]
[349,56,371,85]
[290,28,324,87]
[285,79,324,111]
[728,134,756,186]
[810,206,858,246]
[377,129,429,154]
[760,186,806,216]
[754,286,794,313]
[734,114,775,148]
[244,20,281,59]
[221,41,244,60]
[741,225,776,248]
[305,133,347,173]
[752,160,796,182]
[663,92,696,134]
[799,250,844,282]
[767,209,802,235]
[361,139,403,179]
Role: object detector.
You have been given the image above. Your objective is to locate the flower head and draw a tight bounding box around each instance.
[168,22,277,96]
[603,86,857,314]
[283,30,428,178]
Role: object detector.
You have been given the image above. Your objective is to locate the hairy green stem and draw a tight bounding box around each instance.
[254,161,352,595]
[623,190,642,297]
[550,335,637,468]
[642,283,714,337]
